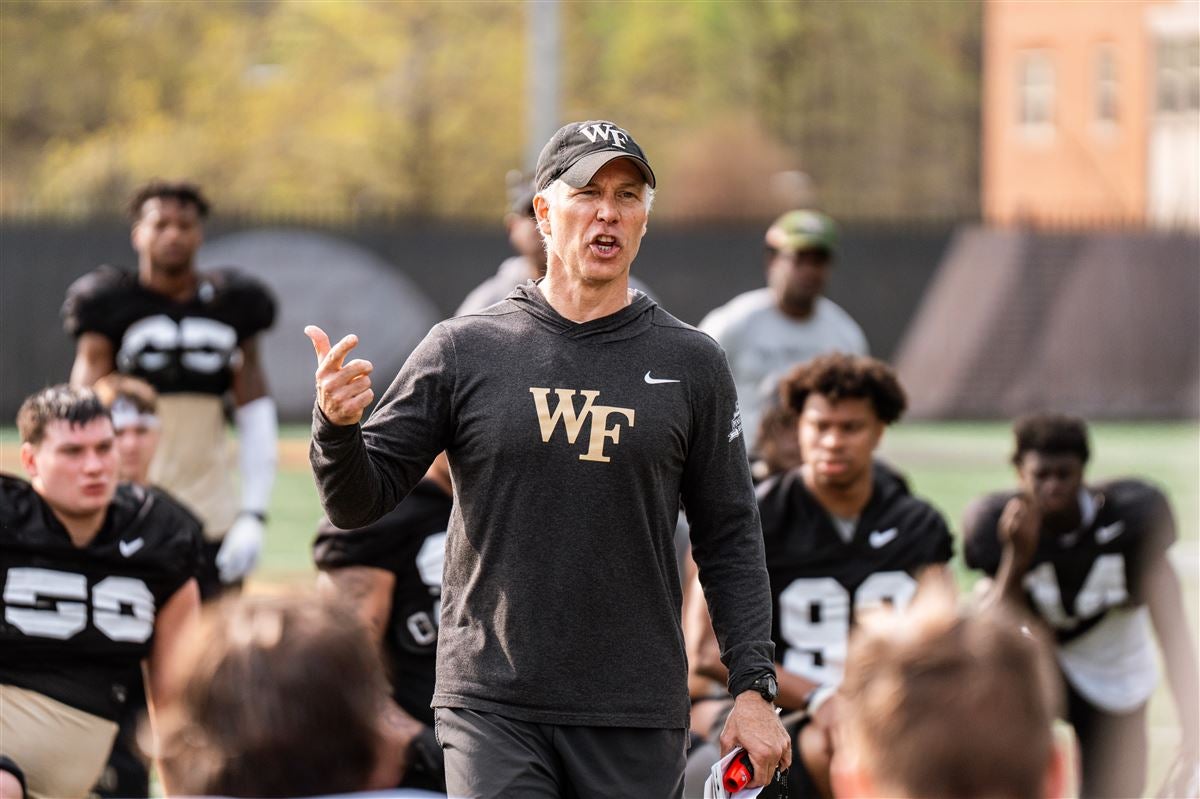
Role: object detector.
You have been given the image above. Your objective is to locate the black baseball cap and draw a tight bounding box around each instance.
[535,120,656,192]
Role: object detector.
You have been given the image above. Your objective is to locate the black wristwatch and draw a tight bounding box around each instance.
[748,672,779,703]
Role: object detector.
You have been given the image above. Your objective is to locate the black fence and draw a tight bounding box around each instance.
[0,217,953,420]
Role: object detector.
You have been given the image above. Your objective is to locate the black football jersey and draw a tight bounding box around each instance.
[62,265,275,396]
[757,466,954,685]
[312,479,452,727]
[963,479,1175,643]
[0,475,202,720]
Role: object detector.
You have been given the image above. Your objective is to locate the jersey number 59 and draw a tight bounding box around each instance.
[3,567,155,643]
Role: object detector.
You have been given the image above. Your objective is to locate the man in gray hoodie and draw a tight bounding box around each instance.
[305,120,789,797]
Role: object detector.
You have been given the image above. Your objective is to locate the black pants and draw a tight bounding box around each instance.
[435,707,686,799]
[1066,678,1147,799]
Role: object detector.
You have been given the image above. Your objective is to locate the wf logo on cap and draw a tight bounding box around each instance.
[535,119,656,191]
[578,123,628,149]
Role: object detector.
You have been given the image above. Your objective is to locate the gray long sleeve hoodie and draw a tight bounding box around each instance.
[310,284,775,728]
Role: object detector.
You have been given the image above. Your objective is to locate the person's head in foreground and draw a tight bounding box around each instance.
[833,583,1066,799]
[92,373,160,484]
[157,594,399,797]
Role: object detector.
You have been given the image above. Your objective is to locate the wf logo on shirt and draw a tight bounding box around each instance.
[530,387,635,463]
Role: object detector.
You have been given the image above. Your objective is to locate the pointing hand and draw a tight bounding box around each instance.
[305,325,375,426]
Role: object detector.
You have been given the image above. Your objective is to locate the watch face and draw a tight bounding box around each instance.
[754,674,778,701]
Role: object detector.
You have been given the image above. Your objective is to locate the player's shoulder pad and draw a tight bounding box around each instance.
[0,473,42,533]
[960,490,1014,571]
[962,491,1012,536]
[1096,478,1167,510]
[200,267,277,337]
[62,264,137,337]
[112,484,203,562]
[1095,478,1172,530]
[754,467,805,532]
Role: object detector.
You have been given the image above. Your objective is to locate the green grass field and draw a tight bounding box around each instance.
[2,420,1196,790]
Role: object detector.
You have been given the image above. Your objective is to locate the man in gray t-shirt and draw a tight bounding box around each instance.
[305,120,789,798]
[700,210,868,444]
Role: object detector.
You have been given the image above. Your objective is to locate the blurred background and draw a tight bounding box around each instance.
[1,0,1196,420]
[1,0,1197,785]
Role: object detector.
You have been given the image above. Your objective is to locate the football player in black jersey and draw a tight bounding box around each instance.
[964,413,1199,799]
[684,354,954,799]
[313,452,452,792]
[1,386,201,799]
[63,181,277,600]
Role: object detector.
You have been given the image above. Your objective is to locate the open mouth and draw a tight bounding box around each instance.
[591,235,619,255]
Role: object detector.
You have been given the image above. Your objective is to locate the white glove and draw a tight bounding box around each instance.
[216,513,265,583]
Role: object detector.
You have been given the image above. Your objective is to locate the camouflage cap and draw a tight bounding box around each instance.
[765,210,838,256]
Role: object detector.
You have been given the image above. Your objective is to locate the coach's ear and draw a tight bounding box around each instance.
[533,192,551,238]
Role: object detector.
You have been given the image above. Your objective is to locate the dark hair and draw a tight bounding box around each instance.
[752,404,802,479]
[17,384,110,445]
[780,353,907,425]
[1011,413,1090,466]
[128,180,210,221]
[157,594,388,797]
[841,586,1061,799]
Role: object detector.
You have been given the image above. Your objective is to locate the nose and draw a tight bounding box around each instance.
[596,192,620,223]
[820,428,844,449]
[82,447,110,475]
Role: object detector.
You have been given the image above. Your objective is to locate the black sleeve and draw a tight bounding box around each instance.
[1126,482,1177,559]
[1107,480,1178,599]
[962,493,1009,576]
[210,268,277,340]
[61,265,132,340]
[681,337,776,698]
[312,514,408,574]
[310,324,455,530]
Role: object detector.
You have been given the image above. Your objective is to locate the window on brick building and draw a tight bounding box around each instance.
[1094,46,1118,127]
[1156,37,1200,114]
[1018,51,1055,137]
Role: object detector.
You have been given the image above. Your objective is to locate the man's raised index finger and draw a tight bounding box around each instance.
[323,333,360,371]
[304,325,331,362]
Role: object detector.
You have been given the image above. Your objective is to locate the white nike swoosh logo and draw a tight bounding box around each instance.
[644,371,680,385]
[119,538,145,558]
[868,528,899,548]
[1095,521,1125,545]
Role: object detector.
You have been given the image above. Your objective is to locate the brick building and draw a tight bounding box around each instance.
[983,0,1199,228]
